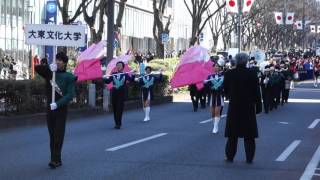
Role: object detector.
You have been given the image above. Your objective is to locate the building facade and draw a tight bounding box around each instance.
[0,0,193,79]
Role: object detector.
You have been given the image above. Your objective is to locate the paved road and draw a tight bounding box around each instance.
[1,82,320,180]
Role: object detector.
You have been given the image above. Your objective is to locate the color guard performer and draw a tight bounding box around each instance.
[103,61,135,129]
[136,66,163,122]
[204,60,225,134]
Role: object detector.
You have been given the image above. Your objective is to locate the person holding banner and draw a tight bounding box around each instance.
[135,66,163,122]
[35,52,76,169]
[103,61,135,129]
[204,59,225,134]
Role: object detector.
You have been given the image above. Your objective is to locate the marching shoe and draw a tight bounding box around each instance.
[212,117,220,134]
[49,161,62,169]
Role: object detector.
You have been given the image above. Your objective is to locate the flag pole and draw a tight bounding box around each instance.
[51,46,56,104]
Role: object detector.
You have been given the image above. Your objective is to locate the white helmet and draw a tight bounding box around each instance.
[217,59,225,67]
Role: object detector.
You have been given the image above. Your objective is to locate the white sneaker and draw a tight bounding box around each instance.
[143,117,150,122]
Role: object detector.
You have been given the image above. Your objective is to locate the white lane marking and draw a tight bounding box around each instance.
[314,173,320,176]
[300,145,320,180]
[199,114,226,124]
[276,140,301,162]
[288,99,320,103]
[308,119,320,129]
[279,122,289,125]
[105,133,168,152]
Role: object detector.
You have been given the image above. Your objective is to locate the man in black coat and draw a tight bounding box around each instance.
[223,53,262,164]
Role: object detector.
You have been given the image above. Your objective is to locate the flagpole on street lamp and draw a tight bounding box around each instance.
[283,0,287,51]
[237,0,242,53]
[302,0,306,51]
[106,0,115,64]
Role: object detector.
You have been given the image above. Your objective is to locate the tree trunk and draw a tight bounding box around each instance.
[152,0,171,59]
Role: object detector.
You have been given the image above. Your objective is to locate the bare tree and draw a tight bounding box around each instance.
[105,0,128,53]
[82,0,106,44]
[81,0,127,46]
[56,0,91,24]
[152,0,171,58]
[184,0,225,46]
[207,0,228,52]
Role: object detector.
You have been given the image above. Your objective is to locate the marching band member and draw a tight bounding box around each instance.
[261,66,272,113]
[204,59,225,134]
[103,61,135,129]
[136,66,163,122]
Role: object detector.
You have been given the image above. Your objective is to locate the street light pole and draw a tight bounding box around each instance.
[237,0,242,53]
[302,0,305,50]
[106,0,115,64]
[283,0,287,51]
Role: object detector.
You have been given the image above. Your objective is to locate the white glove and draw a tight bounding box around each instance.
[134,77,139,82]
[102,74,108,79]
[50,103,57,111]
[50,63,57,72]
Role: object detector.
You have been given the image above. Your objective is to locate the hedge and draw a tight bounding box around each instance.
[0,75,171,115]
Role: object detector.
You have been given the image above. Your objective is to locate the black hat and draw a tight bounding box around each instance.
[56,52,69,63]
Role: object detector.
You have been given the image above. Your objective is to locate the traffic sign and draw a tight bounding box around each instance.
[199,33,204,42]
[161,33,169,43]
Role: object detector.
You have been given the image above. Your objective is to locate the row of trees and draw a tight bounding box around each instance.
[56,0,227,58]
[207,0,320,52]
[56,0,320,57]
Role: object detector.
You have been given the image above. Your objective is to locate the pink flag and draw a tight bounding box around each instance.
[106,55,132,75]
[171,45,213,90]
[74,41,106,82]
[105,55,133,89]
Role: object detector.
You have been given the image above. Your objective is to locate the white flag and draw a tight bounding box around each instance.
[318,26,320,33]
[294,21,303,30]
[274,12,283,25]
[242,0,255,13]
[310,25,316,33]
[226,0,238,14]
[286,12,294,25]
[305,21,311,26]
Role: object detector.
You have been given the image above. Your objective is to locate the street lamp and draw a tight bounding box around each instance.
[226,0,255,53]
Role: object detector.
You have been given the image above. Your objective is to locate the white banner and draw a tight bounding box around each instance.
[286,12,294,25]
[318,26,320,33]
[25,24,86,47]
[274,12,283,25]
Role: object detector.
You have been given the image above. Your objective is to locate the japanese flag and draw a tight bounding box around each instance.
[318,26,320,33]
[310,25,316,33]
[226,0,238,14]
[286,12,294,25]
[242,0,255,13]
[274,12,283,25]
[294,21,303,30]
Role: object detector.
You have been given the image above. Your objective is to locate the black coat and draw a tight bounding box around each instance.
[224,66,262,138]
